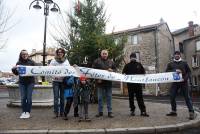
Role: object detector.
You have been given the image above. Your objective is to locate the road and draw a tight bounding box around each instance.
[1,88,200,134]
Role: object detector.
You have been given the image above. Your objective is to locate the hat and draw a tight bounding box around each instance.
[79,75,87,81]
[174,51,181,55]
[130,53,137,58]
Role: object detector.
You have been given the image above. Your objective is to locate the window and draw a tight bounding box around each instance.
[192,55,199,68]
[196,41,200,51]
[128,35,138,45]
[135,52,140,61]
[192,76,198,86]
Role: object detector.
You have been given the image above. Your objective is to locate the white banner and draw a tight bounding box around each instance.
[17,65,183,84]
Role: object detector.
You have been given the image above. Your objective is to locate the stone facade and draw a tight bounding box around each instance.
[112,22,174,95]
[29,47,55,65]
[173,21,200,94]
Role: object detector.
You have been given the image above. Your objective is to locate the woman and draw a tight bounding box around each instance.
[12,49,36,119]
[49,48,70,118]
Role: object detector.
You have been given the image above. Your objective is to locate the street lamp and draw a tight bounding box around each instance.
[29,0,60,81]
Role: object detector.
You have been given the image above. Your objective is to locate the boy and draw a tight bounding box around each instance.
[76,75,91,122]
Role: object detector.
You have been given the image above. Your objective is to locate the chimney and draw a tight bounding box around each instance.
[188,21,194,37]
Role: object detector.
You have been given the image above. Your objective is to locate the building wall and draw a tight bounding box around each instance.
[184,38,200,89]
[174,32,189,51]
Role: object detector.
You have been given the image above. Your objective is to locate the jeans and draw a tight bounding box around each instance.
[127,84,146,112]
[170,83,194,112]
[19,83,34,113]
[97,86,112,113]
[53,81,64,114]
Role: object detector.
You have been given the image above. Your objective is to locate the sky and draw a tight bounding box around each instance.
[1,0,200,72]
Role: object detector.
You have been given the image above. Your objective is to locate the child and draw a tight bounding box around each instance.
[76,75,91,122]
[63,76,79,120]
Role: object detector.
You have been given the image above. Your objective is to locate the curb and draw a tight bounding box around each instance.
[1,111,200,134]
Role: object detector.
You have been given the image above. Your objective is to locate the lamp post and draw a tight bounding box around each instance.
[29,0,60,81]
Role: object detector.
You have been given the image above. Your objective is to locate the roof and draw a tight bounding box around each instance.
[110,23,167,35]
[182,34,200,43]
[172,24,198,35]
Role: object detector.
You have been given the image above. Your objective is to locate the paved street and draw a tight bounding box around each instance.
[0,88,200,133]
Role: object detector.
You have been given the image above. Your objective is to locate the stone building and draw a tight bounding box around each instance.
[29,47,55,65]
[112,21,174,95]
[173,21,200,94]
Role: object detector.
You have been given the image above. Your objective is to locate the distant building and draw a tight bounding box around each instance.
[29,47,56,65]
[173,21,200,94]
[112,21,174,94]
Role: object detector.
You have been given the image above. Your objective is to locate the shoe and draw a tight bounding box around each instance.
[78,117,84,122]
[60,112,64,117]
[141,112,149,117]
[19,112,26,119]
[96,112,103,117]
[53,112,58,118]
[25,112,30,118]
[189,112,196,120]
[130,111,135,116]
[74,113,79,117]
[108,112,114,118]
[85,117,91,122]
[63,116,68,120]
[166,112,177,116]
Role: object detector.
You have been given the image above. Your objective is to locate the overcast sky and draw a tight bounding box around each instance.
[1,0,200,72]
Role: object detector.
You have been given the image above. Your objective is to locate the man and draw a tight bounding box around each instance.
[122,53,149,117]
[92,50,116,118]
[166,51,195,120]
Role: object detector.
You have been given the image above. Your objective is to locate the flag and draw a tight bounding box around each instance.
[18,66,26,75]
[76,0,81,15]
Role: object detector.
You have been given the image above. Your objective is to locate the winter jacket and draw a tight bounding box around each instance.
[12,59,36,84]
[166,60,191,83]
[63,76,75,98]
[49,58,70,82]
[92,57,116,87]
[122,60,145,87]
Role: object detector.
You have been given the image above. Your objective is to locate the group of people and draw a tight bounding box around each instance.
[11,48,196,121]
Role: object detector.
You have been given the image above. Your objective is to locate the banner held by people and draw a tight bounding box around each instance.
[17,65,183,84]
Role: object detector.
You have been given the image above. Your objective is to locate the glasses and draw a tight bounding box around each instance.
[21,53,28,56]
[57,51,64,54]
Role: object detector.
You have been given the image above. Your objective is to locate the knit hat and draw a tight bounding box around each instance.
[79,75,87,81]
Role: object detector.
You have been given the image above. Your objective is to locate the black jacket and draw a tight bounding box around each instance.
[12,59,36,84]
[166,60,191,83]
[122,60,145,86]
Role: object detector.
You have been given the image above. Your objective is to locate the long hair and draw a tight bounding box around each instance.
[18,49,28,62]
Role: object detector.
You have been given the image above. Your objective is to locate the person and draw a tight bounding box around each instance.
[122,53,149,117]
[166,51,195,120]
[92,49,116,118]
[49,48,71,118]
[74,75,91,122]
[11,49,36,119]
[63,76,79,120]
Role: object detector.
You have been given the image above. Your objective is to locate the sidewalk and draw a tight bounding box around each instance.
[0,96,200,134]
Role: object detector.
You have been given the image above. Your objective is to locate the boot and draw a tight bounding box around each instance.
[96,112,103,117]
